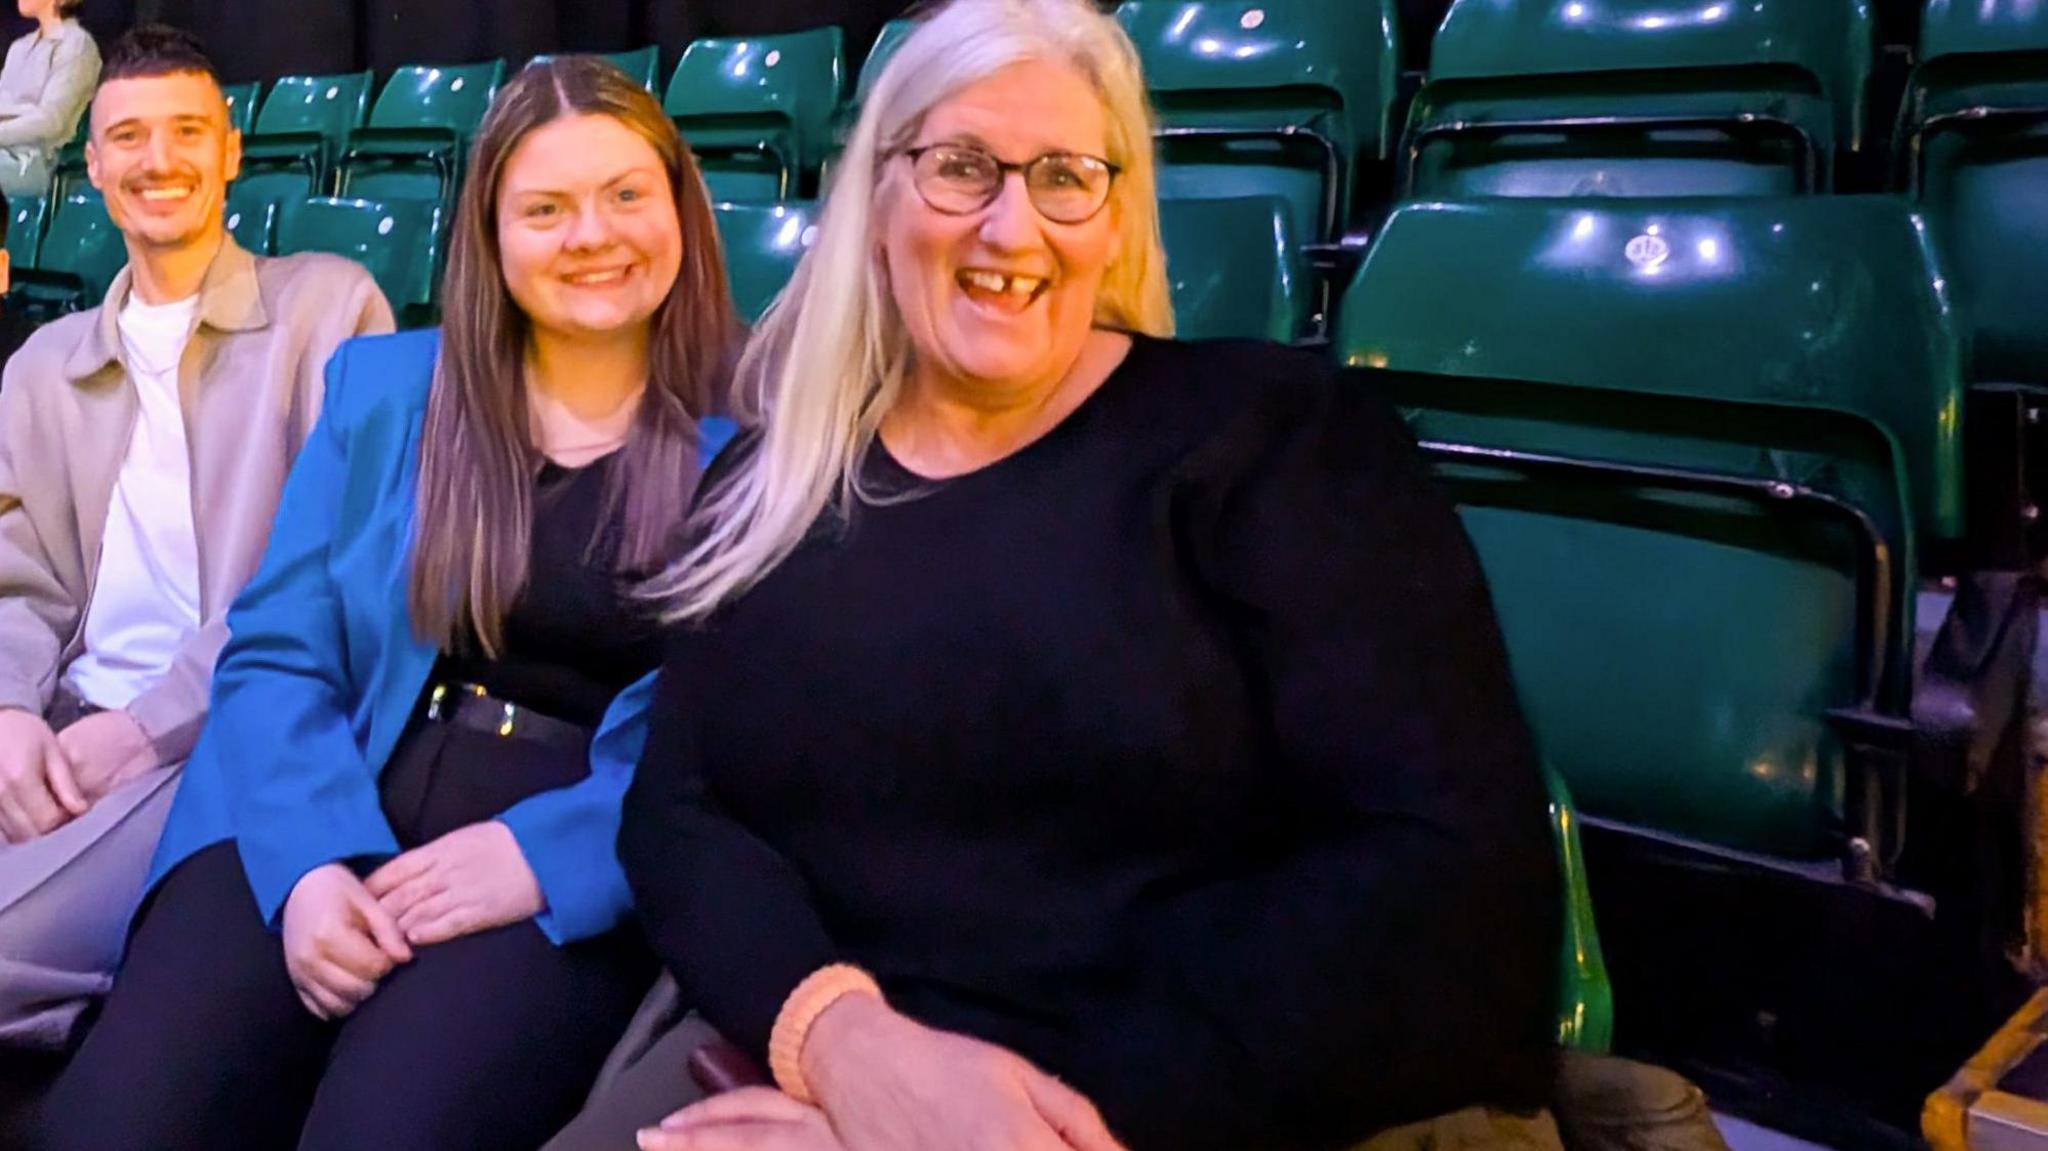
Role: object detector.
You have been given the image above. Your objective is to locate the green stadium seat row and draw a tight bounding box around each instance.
[235,70,374,202]
[23,0,2045,218]
[277,197,446,327]
[1326,192,2033,893]
[1898,0,2048,391]
[1,190,1304,337]
[23,0,2024,344]
[530,47,662,92]
[709,194,1304,342]
[0,192,444,328]
[7,0,2039,339]
[1117,0,1399,245]
[1406,0,1875,199]
[666,27,845,201]
[7,192,125,320]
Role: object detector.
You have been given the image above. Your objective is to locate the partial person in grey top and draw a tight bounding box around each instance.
[0,25,391,1053]
[0,0,100,196]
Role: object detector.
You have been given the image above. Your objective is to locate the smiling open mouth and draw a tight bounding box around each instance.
[563,267,633,286]
[957,269,1049,311]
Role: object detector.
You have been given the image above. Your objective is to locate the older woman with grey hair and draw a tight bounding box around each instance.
[0,0,98,198]
[561,1,1563,1148]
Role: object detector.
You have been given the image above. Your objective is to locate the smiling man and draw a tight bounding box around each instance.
[0,25,392,1052]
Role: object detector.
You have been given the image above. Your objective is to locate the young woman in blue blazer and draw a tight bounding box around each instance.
[43,56,740,1150]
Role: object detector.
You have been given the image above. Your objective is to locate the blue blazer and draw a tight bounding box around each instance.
[148,328,735,945]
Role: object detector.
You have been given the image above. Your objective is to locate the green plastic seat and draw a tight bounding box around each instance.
[665,28,844,201]
[1117,0,1399,243]
[276,197,446,326]
[823,18,919,178]
[6,192,47,270]
[604,46,663,92]
[528,47,662,92]
[1899,1,2048,387]
[854,18,916,107]
[224,181,282,255]
[1405,0,1874,198]
[220,80,261,135]
[1335,196,1965,870]
[1901,0,2048,145]
[237,71,375,199]
[700,168,783,204]
[48,108,90,201]
[1341,197,1962,547]
[8,193,125,319]
[225,199,277,256]
[225,167,328,228]
[337,60,506,209]
[711,200,817,321]
[1157,195,1302,341]
[1548,766,1613,1053]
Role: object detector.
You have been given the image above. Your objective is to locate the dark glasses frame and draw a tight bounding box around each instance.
[898,143,1123,224]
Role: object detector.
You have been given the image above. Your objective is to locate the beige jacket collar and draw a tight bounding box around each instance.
[61,236,269,382]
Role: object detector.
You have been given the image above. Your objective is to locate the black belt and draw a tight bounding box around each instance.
[423,683,591,754]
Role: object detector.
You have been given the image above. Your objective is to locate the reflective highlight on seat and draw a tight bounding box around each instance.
[1406,0,1875,197]
[277,197,447,326]
[667,29,845,201]
[1119,0,1399,240]
[711,200,819,321]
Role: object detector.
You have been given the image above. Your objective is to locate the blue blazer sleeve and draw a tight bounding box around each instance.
[205,339,401,926]
[499,669,657,944]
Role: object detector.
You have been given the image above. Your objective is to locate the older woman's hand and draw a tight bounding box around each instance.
[637,1088,845,1151]
[801,993,1126,1151]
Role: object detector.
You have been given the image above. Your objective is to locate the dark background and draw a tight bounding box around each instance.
[0,0,1925,84]
[0,0,931,82]
[0,0,1481,82]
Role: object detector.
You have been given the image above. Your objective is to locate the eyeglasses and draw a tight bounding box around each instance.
[900,144,1121,225]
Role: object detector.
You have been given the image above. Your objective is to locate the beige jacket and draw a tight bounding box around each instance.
[0,238,394,766]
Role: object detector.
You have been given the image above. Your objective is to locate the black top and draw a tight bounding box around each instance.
[436,452,662,727]
[620,337,1560,1151]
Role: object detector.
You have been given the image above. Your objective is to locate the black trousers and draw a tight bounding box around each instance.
[36,719,655,1151]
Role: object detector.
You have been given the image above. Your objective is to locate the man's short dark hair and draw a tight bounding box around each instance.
[98,23,220,88]
[54,0,85,16]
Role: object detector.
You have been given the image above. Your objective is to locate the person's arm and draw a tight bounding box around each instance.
[0,353,85,840]
[0,353,81,716]
[0,31,97,149]
[121,267,396,770]
[1088,363,1561,1149]
[492,668,658,944]
[619,639,844,1054]
[203,338,401,928]
[0,41,30,121]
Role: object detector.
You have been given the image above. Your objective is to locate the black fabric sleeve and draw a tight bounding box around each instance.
[618,635,843,1058]
[1083,361,1561,1150]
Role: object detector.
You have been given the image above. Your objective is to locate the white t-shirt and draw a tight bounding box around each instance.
[62,291,203,711]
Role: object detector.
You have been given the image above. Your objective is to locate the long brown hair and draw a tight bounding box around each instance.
[409,56,737,654]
